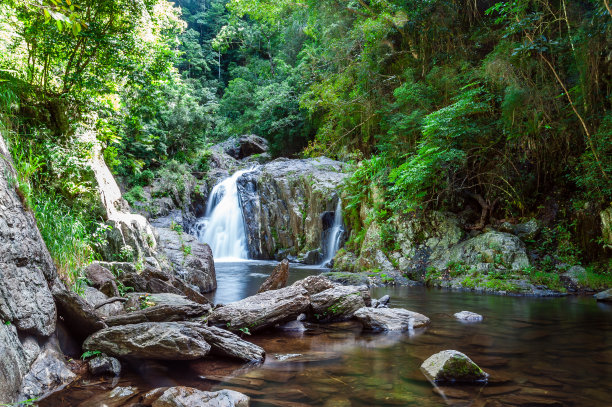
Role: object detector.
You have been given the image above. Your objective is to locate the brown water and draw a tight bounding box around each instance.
[42,261,612,406]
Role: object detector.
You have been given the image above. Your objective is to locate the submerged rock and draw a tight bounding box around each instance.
[104,293,210,326]
[354,307,430,331]
[454,311,483,322]
[257,259,289,293]
[310,285,370,322]
[88,355,121,377]
[594,289,612,302]
[421,350,488,383]
[150,386,249,407]
[83,322,211,360]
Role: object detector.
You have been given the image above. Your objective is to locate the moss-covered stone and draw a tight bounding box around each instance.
[421,350,488,383]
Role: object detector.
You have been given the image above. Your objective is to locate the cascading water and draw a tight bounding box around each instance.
[321,199,344,267]
[195,169,252,261]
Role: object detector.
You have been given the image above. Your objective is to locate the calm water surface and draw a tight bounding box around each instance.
[43,261,612,406]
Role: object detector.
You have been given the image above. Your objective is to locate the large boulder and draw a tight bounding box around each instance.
[430,231,530,272]
[257,259,289,293]
[208,284,311,332]
[236,157,348,259]
[104,293,210,326]
[84,263,119,297]
[353,307,430,331]
[156,227,216,293]
[52,287,106,341]
[18,344,76,401]
[0,135,63,403]
[309,285,370,322]
[151,387,249,407]
[224,134,268,160]
[82,287,124,318]
[83,322,212,360]
[421,350,488,383]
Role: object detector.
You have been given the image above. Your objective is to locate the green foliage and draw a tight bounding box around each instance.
[80,350,102,360]
[123,186,145,206]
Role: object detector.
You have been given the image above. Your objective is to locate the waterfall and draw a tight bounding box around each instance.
[195,169,251,261]
[321,199,344,267]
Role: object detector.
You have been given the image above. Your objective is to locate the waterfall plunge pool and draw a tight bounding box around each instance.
[41,262,612,406]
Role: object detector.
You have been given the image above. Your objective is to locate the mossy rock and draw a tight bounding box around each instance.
[421,350,488,383]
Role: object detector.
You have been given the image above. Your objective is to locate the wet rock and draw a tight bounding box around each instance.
[88,355,121,376]
[454,311,483,322]
[156,227,217,293]
[83,322,211,360]
[257,259,289,293]
[151,386,249,407]
[78,386,139,407]
[594,288,612,302]
[118,267,210,305]
[431,231,530,272]
[209,285,311,332]
[421,350,488,383]
[18,345,76,401]
[195,325,265,363]
[310,285,370,322]
[236,157,347,260]
[104,293,210,326]
[83,287,124,318]
[52,287,106,341]
[301,249,322,265]
[354,307,430,331]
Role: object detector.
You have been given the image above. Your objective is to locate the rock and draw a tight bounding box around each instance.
[301,249,322,265]
[236,157,348,259]
[0,323,32,402]
[561,265,587,287]
[83,322,212,360]
[430,231,530,272]
[513,219,540,241]
[52,287,106,341]
[454,311,483,322]
[156,227,217,293]
[82,287,124,318]
[118,267,210,305]
[257,259,289,293]
[292,275,337,295]
[310,285,370,322]
[594,288,612,302]
[195,325,265,363]
[84,263,119,297]
[88,355,121,376]
[209,285,311,332]
[151,386,249,407]
[225,134,269,160]
[377,295,390,308]
[354,307,430,331]
[18,343,76,401]
[421,350,488,383]
[323,271,370,286]
[104,293,210,326]
[79,386,139,407]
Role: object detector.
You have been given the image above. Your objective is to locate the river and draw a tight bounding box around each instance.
[42,261,612,406]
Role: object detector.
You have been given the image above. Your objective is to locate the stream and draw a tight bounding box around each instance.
[42,261,612,406]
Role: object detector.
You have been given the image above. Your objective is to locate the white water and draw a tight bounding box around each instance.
[321,199,344,266]
[195,169,252,261]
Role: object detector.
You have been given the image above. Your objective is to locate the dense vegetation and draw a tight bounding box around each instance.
[0,0,610,287]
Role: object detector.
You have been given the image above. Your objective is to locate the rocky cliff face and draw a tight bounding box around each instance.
[236,157,348,259]
[0,135,73,403]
